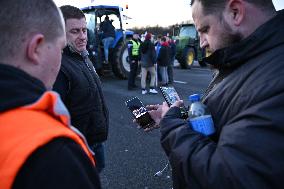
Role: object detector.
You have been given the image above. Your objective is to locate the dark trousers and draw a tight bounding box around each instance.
[168,60,174,84]
[92,143,105,173]
[128,60,138,88]
[157,64,162,82]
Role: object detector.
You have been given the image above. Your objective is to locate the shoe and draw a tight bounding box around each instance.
[149,88,158,94]
[142,89,147,95]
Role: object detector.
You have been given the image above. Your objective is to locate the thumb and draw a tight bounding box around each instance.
[171,100,183,108]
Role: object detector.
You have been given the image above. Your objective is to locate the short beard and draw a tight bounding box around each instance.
[219,16,243,49]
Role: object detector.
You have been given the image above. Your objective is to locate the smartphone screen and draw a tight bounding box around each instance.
[160,86,181,106]
[125,97,155,128]
[160,86,188,119]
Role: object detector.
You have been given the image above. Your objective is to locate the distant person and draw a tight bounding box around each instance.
[147,0,284,188]
[157,36,171,86]
[53,5,109,174]
[127,34,141,90]
[155,34,163,83]
[100,15,115,64]
[0,0,101,189]
[168,37,176,84]
[140,33,158,94]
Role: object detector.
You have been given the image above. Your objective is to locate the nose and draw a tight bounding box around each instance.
[199,35,208,49]
[79,30,87,40]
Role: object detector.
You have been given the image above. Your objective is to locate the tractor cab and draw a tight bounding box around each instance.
[82,5,133,79]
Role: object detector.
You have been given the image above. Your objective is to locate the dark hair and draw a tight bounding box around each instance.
[60,5,86,22]
[190,0,274,15]
[0,0,64,59]
[161,36,167,42]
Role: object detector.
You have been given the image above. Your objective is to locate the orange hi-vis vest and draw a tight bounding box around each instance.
[0,91,95,189]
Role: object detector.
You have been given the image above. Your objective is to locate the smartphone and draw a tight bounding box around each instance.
[160,86,181,106]
[160,86,188,119]
[125,97,155,128]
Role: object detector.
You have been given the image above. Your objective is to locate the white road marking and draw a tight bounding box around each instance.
[173,80,187,84]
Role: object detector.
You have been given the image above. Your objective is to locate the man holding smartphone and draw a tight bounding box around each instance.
[148,0,284,188]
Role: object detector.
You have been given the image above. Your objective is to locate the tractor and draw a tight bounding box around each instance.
[174,24,209,69]
[81,5,133,79]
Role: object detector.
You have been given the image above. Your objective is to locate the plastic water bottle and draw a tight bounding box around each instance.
[188,94,215,136]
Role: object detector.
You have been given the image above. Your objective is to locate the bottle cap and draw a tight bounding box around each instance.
[189,94,200,102]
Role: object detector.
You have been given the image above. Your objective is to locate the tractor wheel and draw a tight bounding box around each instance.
[175,54,183,66]
[198,48,210,67]
[111,41,129,79]
[180,47,195,69]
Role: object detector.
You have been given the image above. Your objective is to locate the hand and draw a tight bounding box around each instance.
[131,60,135,63]
[171,100,184,108]
[144,102,170,130]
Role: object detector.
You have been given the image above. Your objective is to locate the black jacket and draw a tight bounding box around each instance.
[0,64,101,189]
[157,42,171,66]
[160,10,284,189]
[53,47,109,145]
[140,39,156,68]
[100,20,115,38]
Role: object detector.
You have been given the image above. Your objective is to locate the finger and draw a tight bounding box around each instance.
[171,100,184,108]
[146,104,160,111]
[143,124,160,132]
[162,101,169,108]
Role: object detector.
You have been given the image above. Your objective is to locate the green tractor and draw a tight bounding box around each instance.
[174,24,207,69]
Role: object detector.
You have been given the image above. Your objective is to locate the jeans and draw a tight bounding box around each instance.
[102,37,114,62]
[159,66,168,85]
[92,143,105,173]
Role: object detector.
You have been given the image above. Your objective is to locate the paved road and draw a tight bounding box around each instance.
[99,66,213,189]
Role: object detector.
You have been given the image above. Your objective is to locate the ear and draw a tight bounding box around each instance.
[26,34,45,65]
[228,0,245,26]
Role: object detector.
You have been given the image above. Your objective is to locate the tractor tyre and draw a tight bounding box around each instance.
[180,47,195,69]
[111,41,129,79]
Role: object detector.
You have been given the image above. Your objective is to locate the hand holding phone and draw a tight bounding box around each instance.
[125,97,156,129]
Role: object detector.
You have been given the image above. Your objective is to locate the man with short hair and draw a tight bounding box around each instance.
[53,5,109,174]
[0,0,101,189]
[148,0,284,188]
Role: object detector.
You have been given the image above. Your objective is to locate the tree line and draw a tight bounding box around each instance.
[128,20,192,37]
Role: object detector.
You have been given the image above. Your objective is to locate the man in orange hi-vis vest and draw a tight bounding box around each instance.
[0,0,101,189]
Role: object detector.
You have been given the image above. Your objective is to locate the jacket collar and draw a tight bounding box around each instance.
[205,10,284,69]
[63,45,84,62]
[0,64,46,112]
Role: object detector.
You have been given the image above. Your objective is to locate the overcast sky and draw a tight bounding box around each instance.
[54,0,284,28]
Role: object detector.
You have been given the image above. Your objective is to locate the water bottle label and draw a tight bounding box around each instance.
[189,115,215,136]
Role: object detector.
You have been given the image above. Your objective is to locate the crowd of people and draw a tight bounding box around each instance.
[1,0,284,189]
[127,32,177,95]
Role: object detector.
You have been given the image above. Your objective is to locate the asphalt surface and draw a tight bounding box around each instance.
[99,65,213,189]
